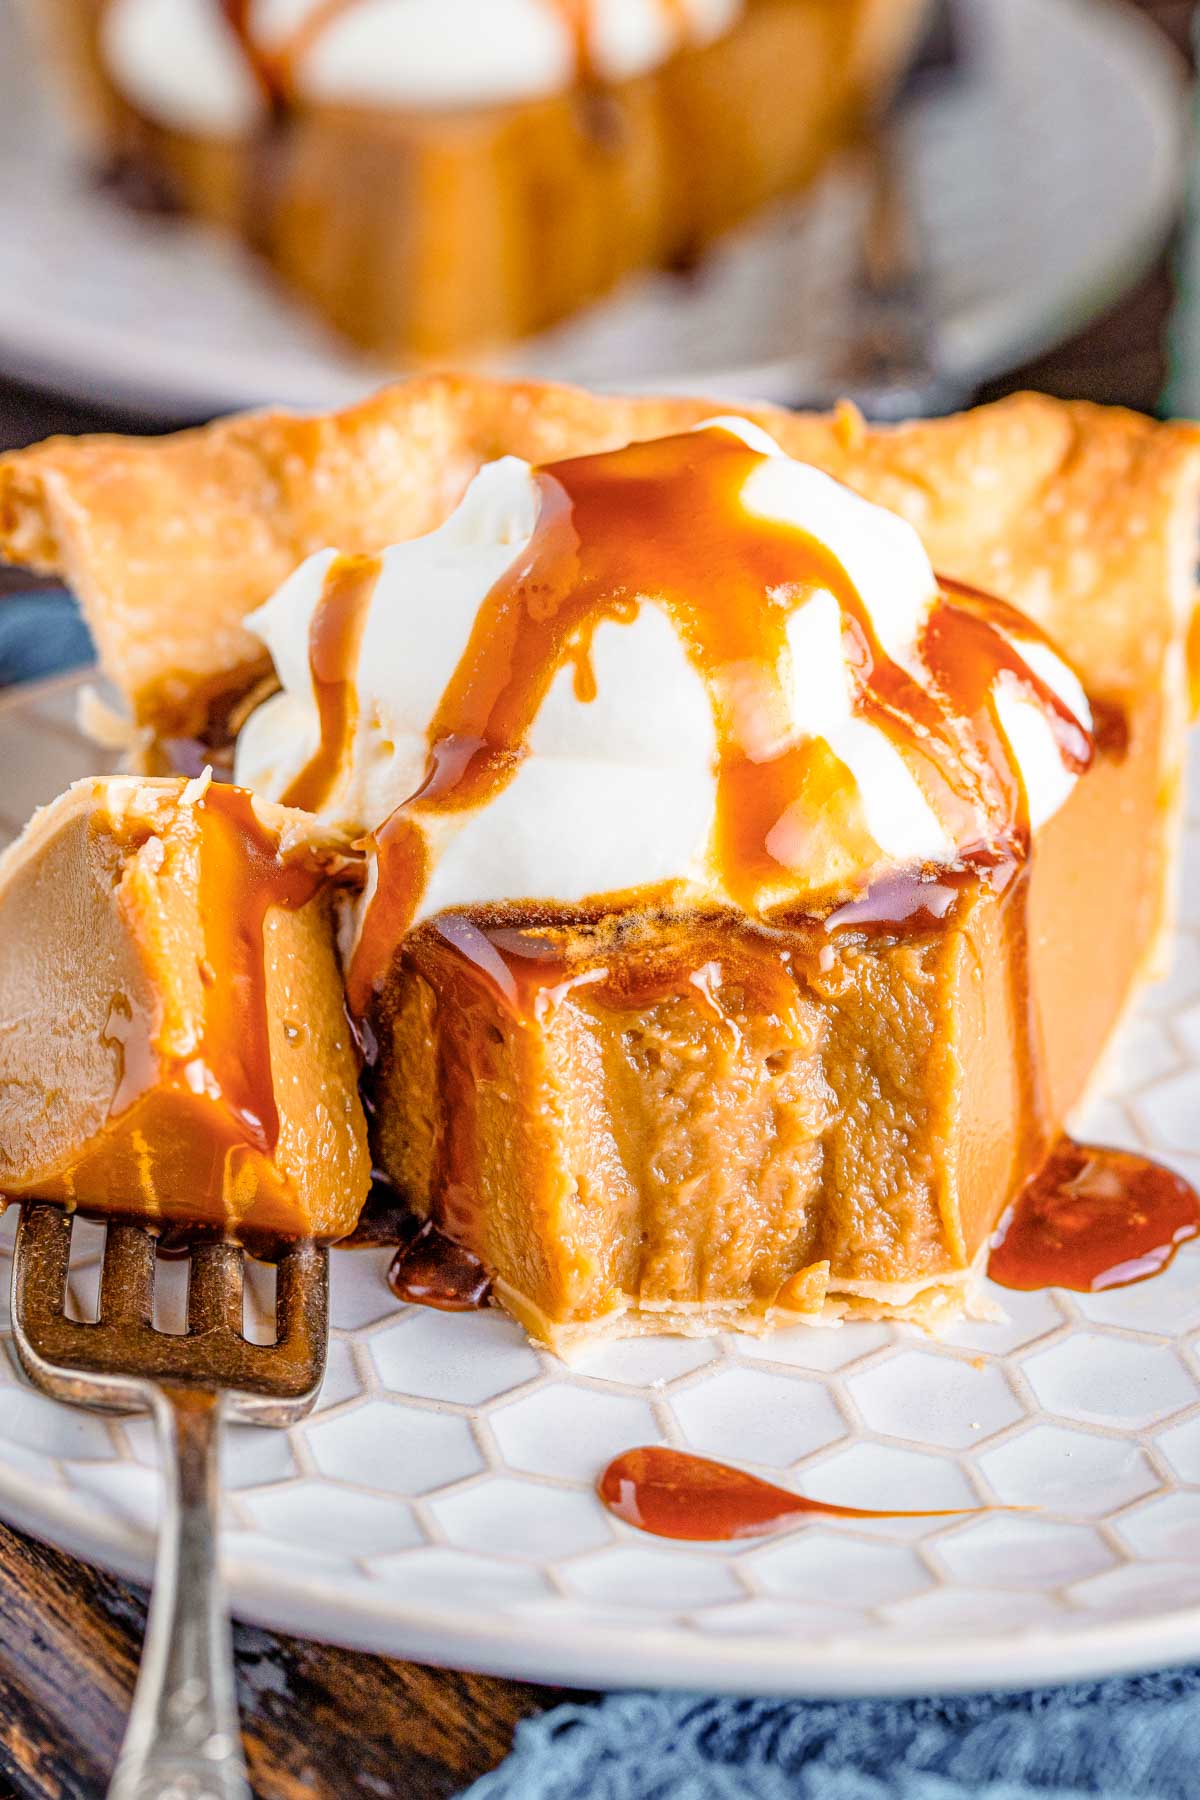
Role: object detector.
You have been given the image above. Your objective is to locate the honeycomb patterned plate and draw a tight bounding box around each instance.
[3,672,1200,1695]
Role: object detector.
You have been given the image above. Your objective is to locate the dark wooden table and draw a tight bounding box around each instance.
[0,1523,576,1799]
[0,3,1194,1793]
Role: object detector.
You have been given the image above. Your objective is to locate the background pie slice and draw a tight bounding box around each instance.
[1,376,1197,1346]
[23,0,929,358]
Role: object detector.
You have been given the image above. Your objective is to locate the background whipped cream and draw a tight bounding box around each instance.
[234,419,1093,931]
[102,0,743,133]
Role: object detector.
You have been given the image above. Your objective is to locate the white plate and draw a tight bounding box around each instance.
[0,0,1188,416]
[3,671,1200,1697]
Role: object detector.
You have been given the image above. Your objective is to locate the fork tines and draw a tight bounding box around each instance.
[12,1203,327,1403]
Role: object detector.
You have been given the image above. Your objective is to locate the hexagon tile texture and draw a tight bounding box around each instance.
[2,682,1200,1689]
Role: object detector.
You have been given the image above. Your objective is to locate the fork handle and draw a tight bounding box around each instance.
[108,1387,252,1800]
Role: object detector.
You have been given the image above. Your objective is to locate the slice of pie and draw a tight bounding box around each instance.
[24,0,929,357]
[0,773,370,1246]
[1,375,1197,1350]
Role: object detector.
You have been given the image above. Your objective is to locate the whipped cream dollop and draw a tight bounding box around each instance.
[102,0,742,134]
[234,418,1093,967]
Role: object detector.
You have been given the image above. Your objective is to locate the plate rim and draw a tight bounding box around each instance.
[2,1455,1200,1697]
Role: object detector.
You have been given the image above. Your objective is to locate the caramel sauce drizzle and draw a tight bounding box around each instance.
[430,915,615,1024]
[423,911,807,1033]
[930,578,1093,808]
[347,428,1092,1014]
[280,552,381,814]
[218,1,273,97]
[186,785,324,1152]
[550,0,595,79]
[112,784,323,1154]
[217,0,695,105]
[598,1447,974,1542]
[989,1137,1200,1294]
[218,0,360,105]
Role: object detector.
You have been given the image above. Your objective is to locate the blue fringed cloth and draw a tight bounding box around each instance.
[470,1674,1200,1799]
[0,589,92,689]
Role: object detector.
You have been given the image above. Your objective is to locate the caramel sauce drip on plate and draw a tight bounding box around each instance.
[989,1137,1200,1294]
[386,1221,493,1312]
[343,1174,493,1310]
[281,552,382,814]
[598,1446,973,1542]
[348,429,1090,1012]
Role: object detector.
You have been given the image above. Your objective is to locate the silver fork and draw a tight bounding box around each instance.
[833,0,964,419]
[11,1202,329,1800]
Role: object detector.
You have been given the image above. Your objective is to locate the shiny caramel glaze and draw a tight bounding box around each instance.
[182,783,325,1154]
[598,1446,972,1541]
[57,781,325,1167]
[422,907,805,1028]
[280,552,382,813]
[348,429,1092,1013]
[387,1222,494,1311]
[989,1137,1200,1293]
[342,1172,493,1309]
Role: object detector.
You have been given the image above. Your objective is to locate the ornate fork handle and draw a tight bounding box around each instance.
[108,1387,252,1800]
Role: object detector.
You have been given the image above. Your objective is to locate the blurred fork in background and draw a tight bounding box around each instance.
[835,0,966,419]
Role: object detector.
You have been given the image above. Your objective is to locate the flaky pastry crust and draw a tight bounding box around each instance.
[2,375,1198,736]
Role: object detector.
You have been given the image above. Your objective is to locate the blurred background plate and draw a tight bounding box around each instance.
[0,0,1189,417]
